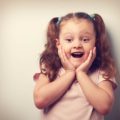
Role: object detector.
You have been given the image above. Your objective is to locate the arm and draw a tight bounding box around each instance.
[33,70,75,109]
[34,44,76,109]
[76,71,114,115]
[76,47,115,115]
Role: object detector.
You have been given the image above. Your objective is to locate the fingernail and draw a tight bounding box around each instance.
[94,47,96,50]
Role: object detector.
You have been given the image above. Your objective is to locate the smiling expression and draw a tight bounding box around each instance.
[56,19,96,68]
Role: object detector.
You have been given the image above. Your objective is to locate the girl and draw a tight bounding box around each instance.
[33,12,117,120]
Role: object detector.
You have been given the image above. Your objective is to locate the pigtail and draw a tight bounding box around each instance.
[93,14,116,79]
[47,17,59,49]
[94,14,108,51]
[39,17,61,81]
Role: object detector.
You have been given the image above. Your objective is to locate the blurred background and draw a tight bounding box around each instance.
[0,0,120,120]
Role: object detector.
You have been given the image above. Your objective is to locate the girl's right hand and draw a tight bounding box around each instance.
[58,45,75,72]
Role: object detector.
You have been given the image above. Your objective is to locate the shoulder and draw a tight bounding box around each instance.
[89,69,117,89]
[97,70,117,90]
[33,63,49,81]
[33,73,50,92]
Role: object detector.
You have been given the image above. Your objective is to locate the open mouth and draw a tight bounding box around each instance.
[71,52,84,58]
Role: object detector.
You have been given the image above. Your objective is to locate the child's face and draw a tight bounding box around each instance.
[57,19,96,68]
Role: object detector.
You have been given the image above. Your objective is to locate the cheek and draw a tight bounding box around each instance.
[63,47,71,58]
[59,41,67,49]
[86,41,96,50]
[84,48,92,59]
[84,52,89,60]
[84,45,95,60]
[85,44,95,53]
[64,49,71,57]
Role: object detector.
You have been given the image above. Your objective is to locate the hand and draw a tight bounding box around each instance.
[76,47,96,73]
[58,45,75,71]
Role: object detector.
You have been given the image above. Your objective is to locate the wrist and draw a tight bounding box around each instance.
[64,69,76,81]
[66,69,75,73]
[65,67,75,72]
[76,70,87,78]
[76,69,86,74]
[65,69,76,76]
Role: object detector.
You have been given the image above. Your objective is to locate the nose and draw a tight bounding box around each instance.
[73,40,82,49]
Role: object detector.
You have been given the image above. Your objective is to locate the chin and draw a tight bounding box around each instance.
[72,62,82,68]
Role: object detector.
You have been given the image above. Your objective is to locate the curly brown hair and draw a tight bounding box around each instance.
[35,12,116,81]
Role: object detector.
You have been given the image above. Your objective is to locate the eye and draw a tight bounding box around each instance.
[82,37,90,42]
[65,38,72,42]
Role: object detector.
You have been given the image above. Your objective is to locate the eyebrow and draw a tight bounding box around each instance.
[62,33,73,37]
[80,32,94,36]
[62,31,95,37]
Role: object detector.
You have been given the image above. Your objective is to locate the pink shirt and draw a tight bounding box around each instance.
[41,68,117,120]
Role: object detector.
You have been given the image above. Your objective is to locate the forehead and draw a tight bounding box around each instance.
[60,18,95,35]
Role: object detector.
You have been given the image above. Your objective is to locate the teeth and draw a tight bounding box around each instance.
[71,52,84,58]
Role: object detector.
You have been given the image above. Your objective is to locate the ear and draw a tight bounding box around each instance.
[55,38,60,48]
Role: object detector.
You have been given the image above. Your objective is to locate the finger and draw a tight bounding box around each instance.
[61,46,68,62]
[90,47,96,63]
[57,46,61,58]
[58,46,64,62]
[61,47,70,64]
[92,47,96,60]
[61,47,75,70]
[85,50,93,64]
[61,46,65,60]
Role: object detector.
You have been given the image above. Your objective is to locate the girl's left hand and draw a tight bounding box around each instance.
[76,47,96,73]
